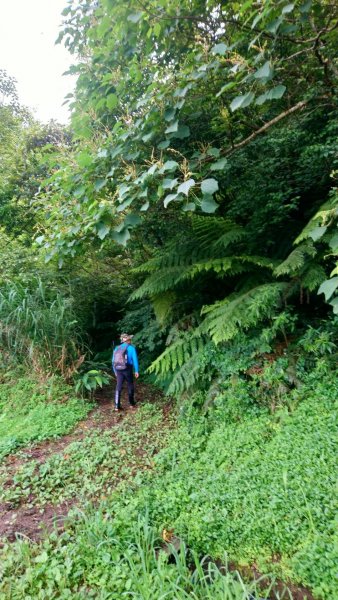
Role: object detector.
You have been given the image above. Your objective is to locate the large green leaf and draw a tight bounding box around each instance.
[200,195,219,213]
[211,42,227,55]
[210,158,227,171]
[201,178,219,195]
[318,277,338,301]
[253,61,273,80]
[255,85,286,105]
[230,92,255,112]
[97,222,110,240]
[160,161,179,173]
[177,179,195,196]
[106,94,118,110]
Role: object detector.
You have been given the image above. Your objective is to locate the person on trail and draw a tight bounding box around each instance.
[112,333,139,411]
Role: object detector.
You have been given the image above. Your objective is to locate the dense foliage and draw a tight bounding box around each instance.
[0,1,337,598]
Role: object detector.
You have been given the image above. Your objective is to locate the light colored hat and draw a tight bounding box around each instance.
[120,333,133,342]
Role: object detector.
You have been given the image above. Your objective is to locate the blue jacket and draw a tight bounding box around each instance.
[112,343,139,374]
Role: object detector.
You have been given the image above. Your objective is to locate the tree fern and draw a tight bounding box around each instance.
[148,328,206,376]
[166,355,203,396]
[274,242,316,276]
[152,292,176,327]
[201,283,288,344]
[131,256,276,302]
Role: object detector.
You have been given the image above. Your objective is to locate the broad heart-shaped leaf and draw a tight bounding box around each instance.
[318,276,338,301]
[165,120,179,134]
[253,61,274,80]
[230,92,255,112]
[164,107,176,121]
[207,147,220,158]
[158,140,170,149]
[117,197,133,212]
[211,42,227,55]
[94,178,107,192]
[177,179,195,196]
[329,297,338,314]
[160,160,179,173]
[329,232,338,251]
[163,193,178,208]
[97,222,111,240]
[112,228,130,246]
[124,213,142,227]
[200,195,219,213]
[299,0,312,12]
[201,178,219,195]
[255,85,286,105]
[282,3,295,13]
[118,183,130,198]
[127,11,143,22]
[163,178,178,190]
[171,125,190,139]
[106,93,118,110]
[210,157,227,171]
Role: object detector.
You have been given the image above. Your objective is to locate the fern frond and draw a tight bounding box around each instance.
[129,267,187,300]
[147,328,206,376]
[152,292,176,326]
[295,196,337,244]
[166,355,202,396]
[201,283,288,344]
[301,264,327,291]
[212,227,247,250]
[274,243,316,277]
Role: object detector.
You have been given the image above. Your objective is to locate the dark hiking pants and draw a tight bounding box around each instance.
[115,365,135,406]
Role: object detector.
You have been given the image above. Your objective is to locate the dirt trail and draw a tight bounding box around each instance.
[0,383,161,543]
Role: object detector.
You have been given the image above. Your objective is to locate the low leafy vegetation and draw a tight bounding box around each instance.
[0,403,172,506]
[0,373,92,460]
[0,368,337,599]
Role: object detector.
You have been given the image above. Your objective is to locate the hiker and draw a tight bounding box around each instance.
[112,333,139,411]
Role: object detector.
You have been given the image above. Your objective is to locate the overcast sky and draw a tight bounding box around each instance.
[0,0,77,123]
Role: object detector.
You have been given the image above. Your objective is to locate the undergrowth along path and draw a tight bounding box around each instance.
[0,383,172,543]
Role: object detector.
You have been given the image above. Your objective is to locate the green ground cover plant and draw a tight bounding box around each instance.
[0,515,275,600]
[0,404,172,506]
[0,371,336,599]
[0,373,92,460]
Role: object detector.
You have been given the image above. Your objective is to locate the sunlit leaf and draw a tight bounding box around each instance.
[177,179,195,196]
[211,43,228,55]
[318,277,338,301]
[230,92,255,112]
[201,178,219,195]
[210,158,227,171]
[200,195,219,213]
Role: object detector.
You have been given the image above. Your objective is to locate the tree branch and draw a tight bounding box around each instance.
[224,100,308,156]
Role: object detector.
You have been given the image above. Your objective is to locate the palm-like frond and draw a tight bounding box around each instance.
[274,242,316,276]
[201,283,288,344]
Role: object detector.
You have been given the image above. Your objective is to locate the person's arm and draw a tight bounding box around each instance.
[112,347,116,375]
[130,345,139,378]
